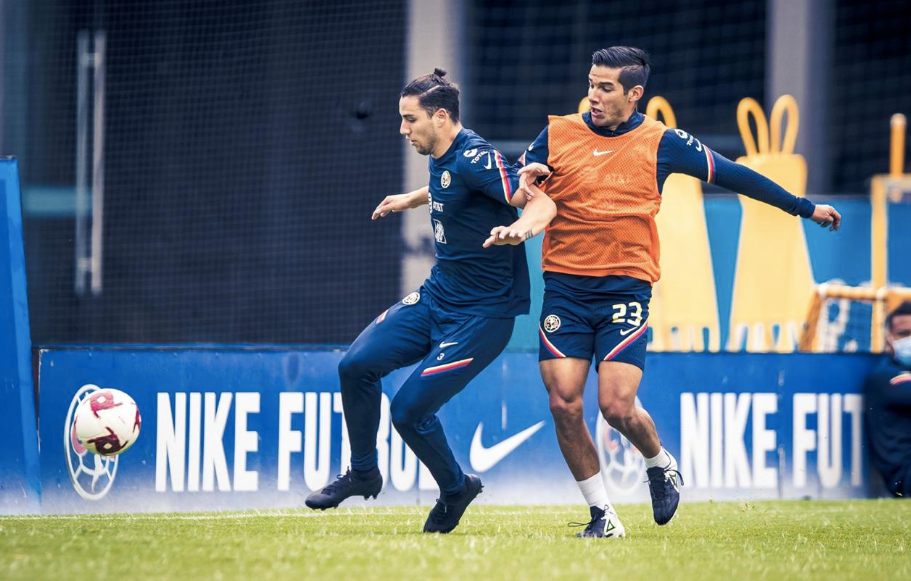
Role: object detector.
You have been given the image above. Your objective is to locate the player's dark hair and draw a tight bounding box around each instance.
[591,46,651,93]
[886,301,911,332]
[401,68,460,123]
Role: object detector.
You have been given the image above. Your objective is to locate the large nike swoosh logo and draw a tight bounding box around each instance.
[469,421,546,473]
[619,326,640,336]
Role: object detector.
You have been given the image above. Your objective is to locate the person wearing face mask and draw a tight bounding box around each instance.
[864,301,911,497]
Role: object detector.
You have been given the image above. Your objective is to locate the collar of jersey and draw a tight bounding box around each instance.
[434,128,470,162]
[582,110,644,137]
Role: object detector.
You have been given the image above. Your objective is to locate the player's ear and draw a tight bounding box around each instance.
[628,85,644,103]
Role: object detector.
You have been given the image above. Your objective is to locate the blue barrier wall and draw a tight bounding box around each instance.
[35,347,879,514]
[508,195,904,351]
[0,158,41,514]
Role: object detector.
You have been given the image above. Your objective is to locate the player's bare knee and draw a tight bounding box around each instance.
[548,391,583,423]
[600,400,635,429]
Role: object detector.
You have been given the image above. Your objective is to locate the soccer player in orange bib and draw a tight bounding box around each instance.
[488,46,841,538]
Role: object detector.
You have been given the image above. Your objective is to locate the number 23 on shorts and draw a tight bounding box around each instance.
[611,301,643,327]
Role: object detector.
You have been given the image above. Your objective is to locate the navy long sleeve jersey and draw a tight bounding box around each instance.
[422,128,530,318]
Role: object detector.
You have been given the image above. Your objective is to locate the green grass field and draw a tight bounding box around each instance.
[2,500,909,580]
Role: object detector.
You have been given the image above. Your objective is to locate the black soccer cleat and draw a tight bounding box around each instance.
[647,465,682,525]
[575,505,626,538]
[305,469,383,510]
[423,474,483,534]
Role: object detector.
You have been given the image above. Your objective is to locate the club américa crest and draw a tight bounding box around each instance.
[65,384,119,500]
[543,314,561,333]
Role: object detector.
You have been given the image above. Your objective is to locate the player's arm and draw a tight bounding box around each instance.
[516,163,552,204]
[458,146,525,207]
[482,183,556,248]
[658,129,841,231]
[371,186,428,220]
[881,372,911,406]
[865,370,911,408]
[516,127,553,201]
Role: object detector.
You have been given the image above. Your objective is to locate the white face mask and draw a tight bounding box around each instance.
[892,335,911,367]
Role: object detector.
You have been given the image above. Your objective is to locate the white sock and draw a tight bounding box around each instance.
[645,447,676,470]
[576,472,611,509]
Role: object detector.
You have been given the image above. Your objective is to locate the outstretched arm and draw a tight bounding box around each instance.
[658,129,841,230]
[482,183,556,248]
[371,186,428,220]
[713,155,841,230]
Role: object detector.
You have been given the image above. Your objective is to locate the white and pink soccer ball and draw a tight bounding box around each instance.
[72,387,142,457]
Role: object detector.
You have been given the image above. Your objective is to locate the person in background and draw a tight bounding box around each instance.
[864,301,911,497]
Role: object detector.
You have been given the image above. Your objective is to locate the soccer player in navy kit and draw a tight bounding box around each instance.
[305,69,557,533]
[864,301,911,497]
[490,47,841,537]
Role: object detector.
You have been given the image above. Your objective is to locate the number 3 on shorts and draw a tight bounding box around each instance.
[611,301,643,326]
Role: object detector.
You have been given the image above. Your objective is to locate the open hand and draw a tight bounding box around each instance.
[483,225,531,248]
[372,194,415,220]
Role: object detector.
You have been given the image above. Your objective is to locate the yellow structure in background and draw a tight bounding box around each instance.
[727,95,815,352]
[800,113,911,352]
[644,97,720,351]
[869,113,911,348]
[577,97,589,114]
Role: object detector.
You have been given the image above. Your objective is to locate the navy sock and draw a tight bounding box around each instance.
[352,466,380,480]
[442,474,467,499]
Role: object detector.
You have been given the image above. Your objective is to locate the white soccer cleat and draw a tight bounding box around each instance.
[576,505,626,539]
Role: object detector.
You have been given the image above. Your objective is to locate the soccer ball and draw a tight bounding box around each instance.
[72,387,142,456]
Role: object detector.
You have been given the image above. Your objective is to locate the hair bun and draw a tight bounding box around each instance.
[433,67,448,78]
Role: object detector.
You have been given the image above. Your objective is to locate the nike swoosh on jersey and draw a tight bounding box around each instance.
[592,149,613,156]
[439,341,459,349]
[619,325,641,336]
[469,421,545,472]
